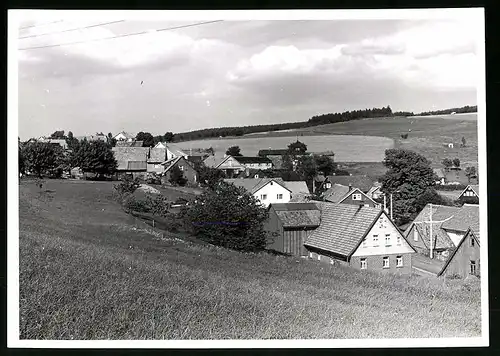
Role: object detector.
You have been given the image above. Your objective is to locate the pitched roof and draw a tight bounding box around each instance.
[148,147,167,163]
[114,131,135,140]
[338,187,379,206]
[272,202,319,211]
[460,184,479,197]
[127,161,147,170]
[283,181,310,196]
[116,140,143,147]
[325,175,374,192]
[224,177,291,194]
[234,156,273,164]
[413,221,455,250]
[322,184,351,203]
[275,209,321,228]
[441,204,480,235]
[433,168,446,179]
[305,204,383,257]
[258,149,289,156]
[438,228,480,277]
[112,147,149,170]
[162,156,194,172]
[203,155,223,168]
[166,144,188,158]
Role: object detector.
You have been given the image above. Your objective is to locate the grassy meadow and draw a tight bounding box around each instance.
[19,179,481,340]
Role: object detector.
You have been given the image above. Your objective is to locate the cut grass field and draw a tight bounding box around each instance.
[19,180,481,339]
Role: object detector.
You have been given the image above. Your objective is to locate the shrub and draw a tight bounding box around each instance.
[114,175,141,196]
[434,184,468,191]
[144,194,170,217]
[146,173,161,185]
[182,181,269,252]
[401,133,409,139]
[122,194,150,213]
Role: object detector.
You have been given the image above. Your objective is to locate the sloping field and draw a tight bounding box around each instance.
[19,180,481,340]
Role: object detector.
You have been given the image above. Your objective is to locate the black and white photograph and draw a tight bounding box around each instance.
[8,8,488,348]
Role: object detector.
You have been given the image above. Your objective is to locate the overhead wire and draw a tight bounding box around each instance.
[18,19,224,51]
[19,20,64,30]
[18,20,125,39]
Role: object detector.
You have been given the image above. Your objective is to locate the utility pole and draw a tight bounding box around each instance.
[383,194,387,213]
[390,193,393,220]
[418,204,454,260]
[429,203,433,259]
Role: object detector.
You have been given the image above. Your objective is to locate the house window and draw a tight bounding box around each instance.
[330,258,334,265]
[260,194,267,200]
[309,252,313,259]
[317,254,321,261]
[270,182,273,185]
[413,228,418,242]
[470,260,477,275]
[383,257,390,268]
[373,234,379,247]
[352,193,362,201]
[396,256,403,267]
[255,174,259,178]
[179,165,184,171]
[325,182,332,189]
[277,194,283,200]
[470,237,475,247]
[385,234,391,246]
[360,258,367,270]
[396,235,402,245]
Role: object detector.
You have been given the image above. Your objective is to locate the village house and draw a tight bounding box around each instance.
[319,175,374,194]
[113,131,135,142]
[458,184,479,204]
[265,202,321,256]
[304,204,416,274]
[213,155,273,178]
[76,133,107,142]
[404,203,479,261]
[321,183,380,208]
[433,168,446,185]
[116,140,144,147]
[147,147,168,174]
[38,137,68,150]
[366,182,384,200]
[437,228,480,278]
[111,146,150,180]
[162,143,189,161]
[223,177,292,207]
[160,156,197,185]
[285,181,312,202]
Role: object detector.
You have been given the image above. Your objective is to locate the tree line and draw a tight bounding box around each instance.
[415,105,477,116]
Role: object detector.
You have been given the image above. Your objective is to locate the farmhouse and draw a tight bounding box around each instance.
[437,228,480,278]
[265,202,321,256]
[223,177,292,207]
[433,168,446,185]
[112,146,149,180]
[161,156,197,185]
[320,175,374,193]
[147,147,168,174]
[304,204,415,274]
[165,144,189,161]
[404,204,479,261]
[113,131,135,142]
[321,183,380,208]
[214,155,273,178]
[459,184,479,204]
[367,182,384,200]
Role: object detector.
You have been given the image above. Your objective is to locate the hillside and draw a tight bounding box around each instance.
[19,180,481,339]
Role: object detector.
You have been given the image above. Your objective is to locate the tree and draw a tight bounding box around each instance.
[195,162,225,189]
[169,165,188,186]
[461,136,467,147]
[287,140,307,156]
[50,130,65,139]
[452,158,461,168]
[107,133,117,147]
[22,141,59,177]
[296,155,318,191]
[66,131,80,151]
[19,142,25,176]
[164,132,174,142]
[226,146,242,156]
[183,181,269,251]
[281,153,294,172]
[136,132,155,147]
[380,149,437,225]
[465,166,477,182]
[442,158,453,170]
[314,155,336,176]
[73,140,117,176]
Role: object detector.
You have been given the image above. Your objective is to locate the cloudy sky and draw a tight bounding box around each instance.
[16,11,482,140]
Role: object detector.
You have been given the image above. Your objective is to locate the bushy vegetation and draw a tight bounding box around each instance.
[113,175,141,196]
[183,181,268,251]
[21,141,61,177]
[168,165,188,186]
[417,105,477,116]
[122,193,170,217]
[434,184,468,191]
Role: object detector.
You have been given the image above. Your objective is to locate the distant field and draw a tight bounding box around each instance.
[178,134,394,163]
[19,180,481,339]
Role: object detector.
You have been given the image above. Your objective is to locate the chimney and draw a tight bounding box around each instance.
[348,183,352,192]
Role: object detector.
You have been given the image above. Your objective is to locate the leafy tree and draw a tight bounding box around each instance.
[465,166,477,182]
[136,132,155,147]
[22,141,59,177]
[226,146,242,156]
[287,140,307,156]
[183,181,269,251]
[19,142,25,176]
[50,130,65,139]
[296,155,318,191]
[169,165,188,186]
[164,132,174,142]
[281,153,294,172]
[114,175,141,196]
[73,140,117,176]
[106,133,117,147]
[452,158,461,168]
[66,131,80,151]
[461,136,467,147]
[442,158,453,170]
[194,162,225,189]
[314,155,336,176]
[380,149,437,225]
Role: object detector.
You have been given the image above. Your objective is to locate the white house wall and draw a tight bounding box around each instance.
[219,157,246,170]
[444,230,466,247]
[352,214,414,257]
[254,182,291,207]
[243,162,273,170]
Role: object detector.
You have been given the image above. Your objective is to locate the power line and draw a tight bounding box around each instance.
[19,20,125,39]
[19,20,64,30]
[18,20,224,51]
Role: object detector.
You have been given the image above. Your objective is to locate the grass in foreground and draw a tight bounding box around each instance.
[19,180,481,340]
